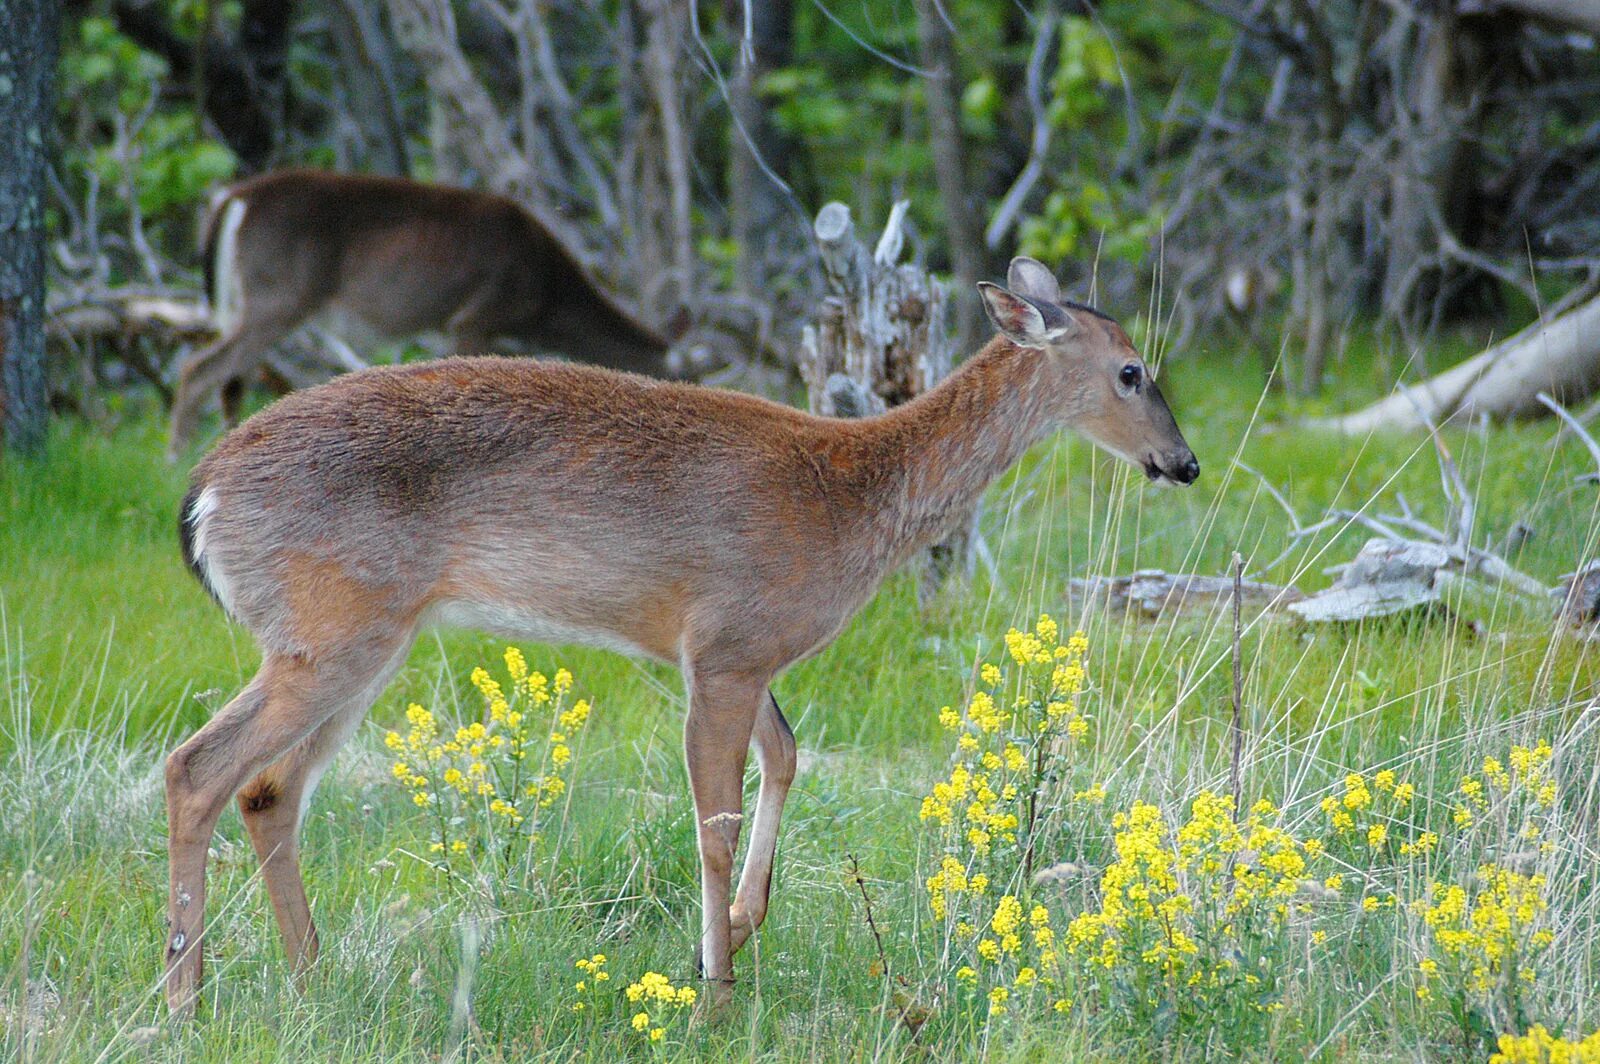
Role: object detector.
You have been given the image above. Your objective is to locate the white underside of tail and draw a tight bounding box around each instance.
[211,196,248,335]
[188,487,236,616]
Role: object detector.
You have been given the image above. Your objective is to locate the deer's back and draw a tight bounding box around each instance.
[190,359,883,665]
[225,170,558,333]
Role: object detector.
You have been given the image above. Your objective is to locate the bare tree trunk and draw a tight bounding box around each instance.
[1381,12,1487,334]
[1307,287,1600,433]
[0,0,58,455]
[390,0,534,197]
[522,0,621,237]
[329,0,411,176]
[799,202,978,604]
[387,0,587,247]
[1285,165,1313,394]
[913,0,985,353]
[113,0,292,172]
[724,0,794,291]
[426,94,467,185]
[1382,16,1439,326]
[643,0,694,309]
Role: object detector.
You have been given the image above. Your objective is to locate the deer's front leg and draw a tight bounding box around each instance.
[683,669,764,1003]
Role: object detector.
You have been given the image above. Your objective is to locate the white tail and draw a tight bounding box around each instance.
[160,258,1198,1016]
[208,196,248,337]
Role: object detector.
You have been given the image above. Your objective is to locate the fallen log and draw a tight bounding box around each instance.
[47,290,212,345]
[1286,540,1455,622]
[1068,570,1302,619]
[1306,287,1600,433]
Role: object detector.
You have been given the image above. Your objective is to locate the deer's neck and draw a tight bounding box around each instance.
[855,337,1058,564]
[543,273,671,376]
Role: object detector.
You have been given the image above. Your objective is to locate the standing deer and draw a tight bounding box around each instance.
[163,257,1198,1016]
[167,168,685,460]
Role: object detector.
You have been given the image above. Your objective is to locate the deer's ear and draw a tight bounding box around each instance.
[978,282,1068,348]
[1006,257,1060,305]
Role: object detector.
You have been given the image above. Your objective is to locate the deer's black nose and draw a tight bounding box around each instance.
[1176,456,1200,484]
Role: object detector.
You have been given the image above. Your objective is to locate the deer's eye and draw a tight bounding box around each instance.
[1119,363,1142,389]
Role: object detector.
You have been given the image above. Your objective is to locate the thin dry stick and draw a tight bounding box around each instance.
[1540,392,1600,480]
[1230,550,1245,819]
[846,854,891,981]
[846,854,924,1034]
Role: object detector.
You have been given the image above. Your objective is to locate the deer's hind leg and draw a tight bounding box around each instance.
[164,638,411,1017]
[167,306,307,461]
[729,690,795,956]
[235,639,408,978]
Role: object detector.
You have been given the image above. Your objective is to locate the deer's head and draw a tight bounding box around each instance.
[978,258,1199,486]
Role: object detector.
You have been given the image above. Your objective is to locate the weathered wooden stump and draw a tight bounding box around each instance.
[1557,560,1600,639]
[798,200,978,604]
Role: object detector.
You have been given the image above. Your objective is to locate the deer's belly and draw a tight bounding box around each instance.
[428,599,661,662]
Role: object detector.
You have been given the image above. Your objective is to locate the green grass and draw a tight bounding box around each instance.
[2,355,1598,1061]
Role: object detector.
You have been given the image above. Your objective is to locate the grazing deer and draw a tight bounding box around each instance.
[163,257,1198,1016]
[167,168,685,461]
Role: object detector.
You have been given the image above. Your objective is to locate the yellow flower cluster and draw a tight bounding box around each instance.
[1416,738,1564,1033]
[958,890,1068,1016]
[385,650,591,878]
[1452,741,1557,837]
[1416,863,1551,997]
[1066,801,1196,974]
[916,615,1580,1049]
[920,614,1093,860]
[1062,790,1324,1031]
[918,759,1022,857]
[625,971,696,1043]
[569,953,609,1012]
[1318,769,1422,857]
[1490,1025,1600,1064]
[925,854,988,921]
[921,614,1088,1022]
[1174,792,1306,918]
[1003,614,1086,669]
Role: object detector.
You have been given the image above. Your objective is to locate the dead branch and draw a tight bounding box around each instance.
[46,290,211,344]
[1230,553,1245,819]
[984,8,1059,251]
[1539,392,1600,483]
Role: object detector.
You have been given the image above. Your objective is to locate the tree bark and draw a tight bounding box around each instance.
[642,0,695,309]
[724,0,794,291]
[329,0,411,176]
[387,0,559,224]
[0,0,58,455]
[111,0,292,172]
[913,0,985,353]
[1306,288,1600,433]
